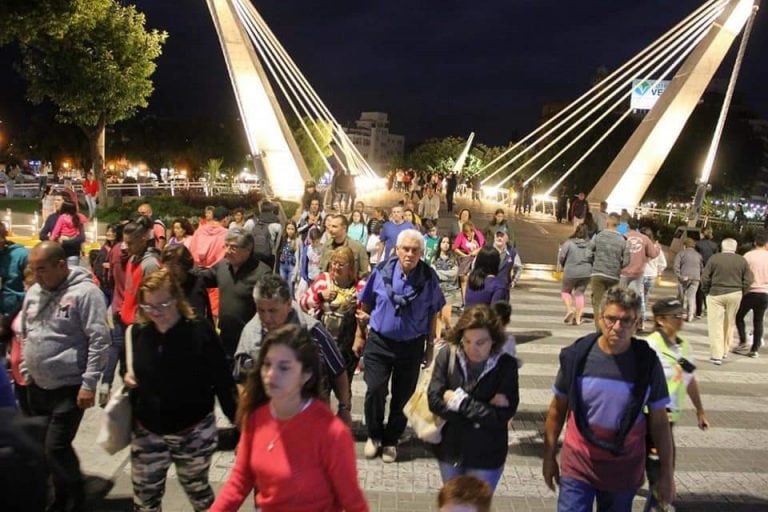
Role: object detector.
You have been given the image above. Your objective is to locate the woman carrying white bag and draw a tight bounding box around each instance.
[123,269,237,512]
[427,304,519,493]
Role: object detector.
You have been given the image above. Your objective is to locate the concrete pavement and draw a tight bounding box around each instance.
[80,274,768,511]
[19,192,768,510]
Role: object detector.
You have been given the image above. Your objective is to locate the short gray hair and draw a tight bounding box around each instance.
[600,286,641,317]
[226,227,254,252]
[252,274,291,303]
[721,238,737,253]
[396,228,425,253]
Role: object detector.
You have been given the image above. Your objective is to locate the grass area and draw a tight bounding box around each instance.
[0,198,42,214]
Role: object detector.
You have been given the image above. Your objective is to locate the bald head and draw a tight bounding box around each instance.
[32,241,66,263]
[29,241,69,291]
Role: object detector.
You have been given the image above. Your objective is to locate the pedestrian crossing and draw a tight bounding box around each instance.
[76,275,768,511]
[348,276,768,508]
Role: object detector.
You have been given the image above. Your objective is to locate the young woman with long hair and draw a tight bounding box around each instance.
[211,324,368,512]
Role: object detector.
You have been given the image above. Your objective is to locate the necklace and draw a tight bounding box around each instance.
[266,399,312,452]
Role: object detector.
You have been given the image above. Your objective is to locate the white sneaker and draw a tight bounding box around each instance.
[381,445,397,463]
[364,438,381,459]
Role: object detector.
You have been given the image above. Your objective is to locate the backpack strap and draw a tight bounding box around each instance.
[568,334,655,456]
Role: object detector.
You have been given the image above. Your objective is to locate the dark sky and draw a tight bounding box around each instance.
[2,0,767,145]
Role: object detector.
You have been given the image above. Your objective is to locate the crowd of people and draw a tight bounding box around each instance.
[2,175,763,512]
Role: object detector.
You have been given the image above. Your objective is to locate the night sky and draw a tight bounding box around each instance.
[1,0,767,146]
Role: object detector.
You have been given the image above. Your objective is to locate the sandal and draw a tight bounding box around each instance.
[563,311,575,324]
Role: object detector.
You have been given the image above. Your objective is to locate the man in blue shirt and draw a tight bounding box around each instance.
[378,205,415,260]
[354,229,445,463]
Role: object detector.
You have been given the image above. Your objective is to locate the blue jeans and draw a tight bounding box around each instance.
[279,262,295,299]
[558,477,636,512]
[438,461,504,491]
[103,313,126,385]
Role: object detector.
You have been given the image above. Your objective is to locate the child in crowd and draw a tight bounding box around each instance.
[433,236,460,340]
[347,210,368,247]
[50,200,86,242]
[437,476,493,512]
[278,221,299,298]
[296,227,324,299]
[423,220,440,264]
[367,220,383,266]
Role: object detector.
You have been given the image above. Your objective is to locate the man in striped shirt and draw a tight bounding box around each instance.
[235,274,352,425]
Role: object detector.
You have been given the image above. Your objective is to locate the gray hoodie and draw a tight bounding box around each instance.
[559,238,592,280]
[586,229,630,280]
[20,266,111,391]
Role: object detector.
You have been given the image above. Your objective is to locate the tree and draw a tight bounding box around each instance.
[291,117,333,180]
[1,0,167,204]
[406,136,468,173]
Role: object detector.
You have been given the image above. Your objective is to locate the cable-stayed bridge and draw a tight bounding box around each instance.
[474,0,760,218]
[207,0,759,212]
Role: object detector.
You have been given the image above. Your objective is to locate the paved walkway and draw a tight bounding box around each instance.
[19,192,768,510]
[76,272,768,511]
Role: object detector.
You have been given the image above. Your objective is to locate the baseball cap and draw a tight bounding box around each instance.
[495,226,509,235]
[652,297,685,317]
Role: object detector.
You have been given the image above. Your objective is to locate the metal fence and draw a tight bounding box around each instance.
[1,180,260,199]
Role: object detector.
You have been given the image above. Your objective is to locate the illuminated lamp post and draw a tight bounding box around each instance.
[689,0,759,226]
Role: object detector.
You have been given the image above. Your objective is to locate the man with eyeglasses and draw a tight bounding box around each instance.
[319,214,370,277]
[354,229,445,463]
[20,242,111,512]
[198,228,272,359]
[543,286,674,511]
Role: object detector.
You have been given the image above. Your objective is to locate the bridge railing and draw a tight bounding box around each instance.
[0,180,260,199]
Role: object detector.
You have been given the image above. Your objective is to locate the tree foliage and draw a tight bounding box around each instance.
[1,0,167,202]
[291,117,333,180]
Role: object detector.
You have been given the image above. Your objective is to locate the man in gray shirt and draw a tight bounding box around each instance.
[21,242,111,511]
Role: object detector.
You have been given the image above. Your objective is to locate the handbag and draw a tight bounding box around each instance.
[404,345,455,444]
[96,325,134,455]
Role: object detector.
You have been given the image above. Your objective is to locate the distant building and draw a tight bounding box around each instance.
[345,112,404,175]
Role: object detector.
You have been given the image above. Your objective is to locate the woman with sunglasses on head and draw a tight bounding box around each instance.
[211,324,368,512]
[643,297,709,509]
[124,268,237,512]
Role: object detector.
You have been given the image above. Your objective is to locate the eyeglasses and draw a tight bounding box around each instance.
[331,261,349,268]
[224,243,245,251]
[139,299,176,313]
[602,315,637,329]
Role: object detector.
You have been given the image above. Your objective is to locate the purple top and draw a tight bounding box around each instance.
[464,274,509,307]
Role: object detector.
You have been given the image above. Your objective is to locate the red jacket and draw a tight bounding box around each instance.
[82,179,99,196]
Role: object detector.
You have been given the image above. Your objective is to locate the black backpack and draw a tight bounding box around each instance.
[251,220,273,261]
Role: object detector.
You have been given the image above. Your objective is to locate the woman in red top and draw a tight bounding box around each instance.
[82,171,99,219]
[211,324,368,512]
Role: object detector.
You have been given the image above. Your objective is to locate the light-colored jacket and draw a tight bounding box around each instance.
[20,266,110,391]
[643,243,667,277]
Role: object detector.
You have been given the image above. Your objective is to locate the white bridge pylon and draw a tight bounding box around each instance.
[591,0,758,212]
[206,0,310,199]
[206,0,379,199]
[478,0,758,213]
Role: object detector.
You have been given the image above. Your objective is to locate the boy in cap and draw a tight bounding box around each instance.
[644,297,710,509]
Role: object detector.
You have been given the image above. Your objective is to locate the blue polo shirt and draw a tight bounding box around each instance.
[359,260,445,340]
[379,221,416,259]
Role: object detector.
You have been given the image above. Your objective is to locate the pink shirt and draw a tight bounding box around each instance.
[745,248,768,294]
[50,213,87,241]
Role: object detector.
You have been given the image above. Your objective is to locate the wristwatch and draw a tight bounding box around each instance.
[337,403,350,412]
